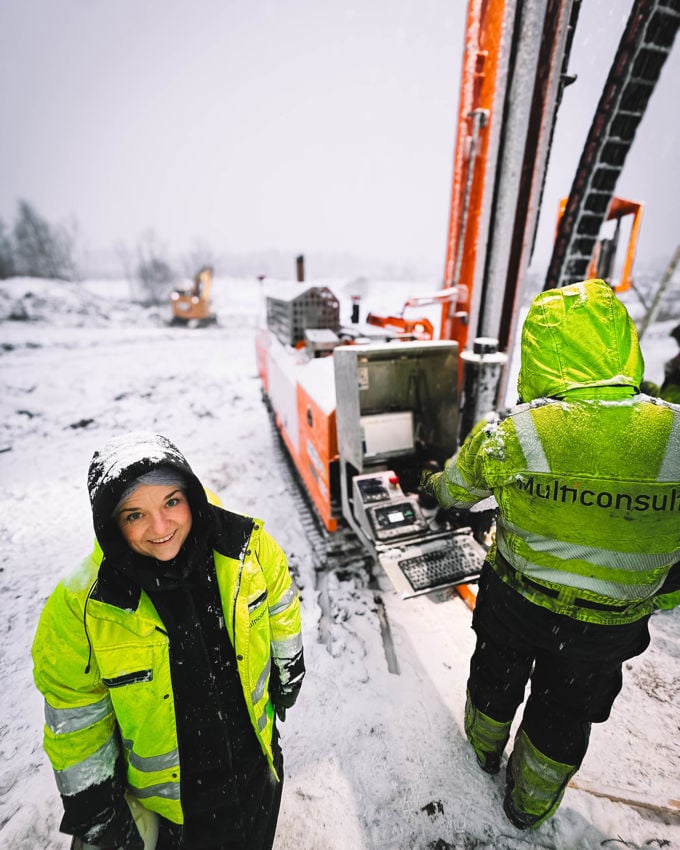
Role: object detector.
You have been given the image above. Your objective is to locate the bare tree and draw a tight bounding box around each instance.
[180,241,221,279]
[11,200,78,280]
[0,218,15,279]
[135,230,176,306]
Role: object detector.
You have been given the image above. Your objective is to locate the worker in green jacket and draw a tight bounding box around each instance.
[422,279,680,830]
[33,432,305,850]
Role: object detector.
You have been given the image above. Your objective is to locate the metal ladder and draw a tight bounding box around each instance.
[545,0,680,290]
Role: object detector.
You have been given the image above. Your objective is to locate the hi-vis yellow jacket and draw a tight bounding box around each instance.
[427,280,680,624]
[32,516,303,825]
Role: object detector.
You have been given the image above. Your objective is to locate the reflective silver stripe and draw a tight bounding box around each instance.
[658,414,680,481]
[122,738,179,773]
[497,523,669,599]
[271,633,303,659]
[438,464,489,508]
[525,568,664,599]
[251,659,271,704]
[501,518,676,571]
[512,409,549,472]
[269,586,297,616]
[256,709,268,732]
[130,781,181,801]
[54,732,118,795]
[285,668,305,689]
[45,694,113,735]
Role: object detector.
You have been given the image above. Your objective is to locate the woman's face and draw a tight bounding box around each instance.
[116,484,192,560]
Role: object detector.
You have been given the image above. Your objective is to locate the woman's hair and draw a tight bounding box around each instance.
[113,466,188,516]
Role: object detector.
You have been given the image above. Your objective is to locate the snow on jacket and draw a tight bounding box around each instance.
[32,432,304,828]
[426,280,680,624]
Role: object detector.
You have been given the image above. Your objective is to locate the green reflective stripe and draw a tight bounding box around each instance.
[271,633,303,659]
[54,732,118,795]
[658,415,680,481]
[513,410,549,472]
[269,586,297,616]
[122,738,179,773]
[509,729,576,820]
[464,692,511,763]
[130,781,181,801]
[45,693,113,735]
[252,659,271,704]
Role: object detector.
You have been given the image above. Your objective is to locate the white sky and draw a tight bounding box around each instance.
[1,0,679,277]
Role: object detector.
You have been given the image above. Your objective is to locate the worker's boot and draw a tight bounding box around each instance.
[503,728,578,829]
[464,691,512,775]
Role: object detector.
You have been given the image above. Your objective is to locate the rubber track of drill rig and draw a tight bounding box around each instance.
[263,392,400,674]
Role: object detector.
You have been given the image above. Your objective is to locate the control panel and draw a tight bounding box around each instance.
[352,471,428,542]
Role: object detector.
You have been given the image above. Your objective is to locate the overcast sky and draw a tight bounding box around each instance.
[1,0,678,279]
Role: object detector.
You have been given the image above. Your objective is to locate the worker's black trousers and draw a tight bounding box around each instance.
[468,563,651,765]
[155,741,284,850]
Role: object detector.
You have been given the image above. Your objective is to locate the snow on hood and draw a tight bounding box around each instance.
[87,431,206,554]
[517,279,644,402]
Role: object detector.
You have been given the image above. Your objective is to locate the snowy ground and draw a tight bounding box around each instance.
[1,274,679,850]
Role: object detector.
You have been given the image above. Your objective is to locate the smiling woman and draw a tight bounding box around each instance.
[31,431,305,850]
[115,471,193,560]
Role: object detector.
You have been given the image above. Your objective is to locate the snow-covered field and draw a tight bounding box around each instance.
[1,274,679,850]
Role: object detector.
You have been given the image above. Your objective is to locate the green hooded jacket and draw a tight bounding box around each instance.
[428,279,680,624]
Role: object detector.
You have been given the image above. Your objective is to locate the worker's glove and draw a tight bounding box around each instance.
[272,682,301,722]
[419,467,442,502]
[274,690,300,723]
[419,466,445,511]
[277,686,301,709]
[79,803,145,850]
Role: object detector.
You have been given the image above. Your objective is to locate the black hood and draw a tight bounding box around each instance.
[87,432,212,565]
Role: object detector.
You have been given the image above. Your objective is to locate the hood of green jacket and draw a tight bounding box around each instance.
[517,279,644,402]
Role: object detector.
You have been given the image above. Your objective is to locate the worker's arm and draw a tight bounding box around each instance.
[421,415,496,509]
[32,575,143,849]
[259,530,305,714]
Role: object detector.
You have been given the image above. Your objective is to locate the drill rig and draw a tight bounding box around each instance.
[255,0,678,601]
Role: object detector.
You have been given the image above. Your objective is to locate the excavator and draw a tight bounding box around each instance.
[255,0,678,604]
[170,265,216,326]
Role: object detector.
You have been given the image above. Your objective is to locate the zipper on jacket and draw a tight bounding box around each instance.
[83,580,97,674]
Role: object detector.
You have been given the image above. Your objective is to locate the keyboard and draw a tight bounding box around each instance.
[398,537,484,592]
